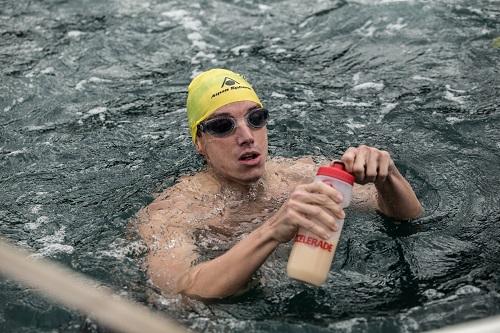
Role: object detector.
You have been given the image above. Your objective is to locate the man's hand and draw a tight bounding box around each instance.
[341,145,396,185]
[341,145,423,220]
[266,182,345,243]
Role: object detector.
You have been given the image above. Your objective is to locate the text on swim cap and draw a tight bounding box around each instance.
[211,85,252,99]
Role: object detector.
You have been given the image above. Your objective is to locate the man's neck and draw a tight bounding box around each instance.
[207,167,268,200]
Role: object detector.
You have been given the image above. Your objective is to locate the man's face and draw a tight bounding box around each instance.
[195,100,268,185]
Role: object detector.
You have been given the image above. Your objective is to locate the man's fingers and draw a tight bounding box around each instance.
[341,147,357,173]
[288,210,333,240]
[297,193,345,220]
[298,182,343,203]
[341,145,395,185]
[352,145,368,182]
[289,200,340,232]
[365,149,378,183]
[376,151,391,183]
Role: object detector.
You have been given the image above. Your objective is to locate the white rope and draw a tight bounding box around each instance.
[0,238,189,333]
[424,315,500,333]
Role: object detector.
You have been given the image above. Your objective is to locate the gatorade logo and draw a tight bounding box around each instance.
[221,77,240,88]
[294,234,333,252]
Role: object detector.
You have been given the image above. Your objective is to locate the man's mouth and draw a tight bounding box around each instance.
[238,151,262,166]
[239,152,260,161]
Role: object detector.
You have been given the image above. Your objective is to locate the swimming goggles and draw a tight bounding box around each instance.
[197,108,269,137]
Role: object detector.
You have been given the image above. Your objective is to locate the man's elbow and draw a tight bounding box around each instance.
[385,203,424,221]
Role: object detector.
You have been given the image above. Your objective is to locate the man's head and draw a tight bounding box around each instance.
[186,69,268,185]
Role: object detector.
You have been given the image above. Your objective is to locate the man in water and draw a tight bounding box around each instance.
[137,68,423,300]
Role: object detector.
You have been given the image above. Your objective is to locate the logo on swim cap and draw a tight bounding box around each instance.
[186,68,263,143]
[211,77,252,99]
[221,77,239,88]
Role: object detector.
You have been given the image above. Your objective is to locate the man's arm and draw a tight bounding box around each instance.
[175,223,279,299]
[139,206,279,299]
[138,177,345,300]
[341,145,423,220]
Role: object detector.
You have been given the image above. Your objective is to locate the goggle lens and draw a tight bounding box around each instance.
[204,118,234,135]
[198,108,268,137]
[247,108,268,128]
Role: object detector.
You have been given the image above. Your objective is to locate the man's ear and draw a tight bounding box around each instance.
[195,137,205,157]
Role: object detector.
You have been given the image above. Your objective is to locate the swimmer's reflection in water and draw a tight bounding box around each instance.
[136,69,423,300]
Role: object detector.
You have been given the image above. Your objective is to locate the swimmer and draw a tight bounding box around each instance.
[137,68,423,300]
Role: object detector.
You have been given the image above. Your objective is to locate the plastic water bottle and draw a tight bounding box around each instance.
[287,161,354,286]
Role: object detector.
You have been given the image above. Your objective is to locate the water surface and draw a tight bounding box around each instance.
[1,0,499,332]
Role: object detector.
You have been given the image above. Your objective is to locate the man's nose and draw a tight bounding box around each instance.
[235,119,254,146]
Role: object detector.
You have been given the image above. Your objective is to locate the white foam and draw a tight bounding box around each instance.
[355,20,376,37]
[161,10,202,31]
[271,92,286,98]
[303,89,315,97]
[376,102,398,123]
[157,21,170,27]
[187,32,202,41]
[31,226,74,257]
[6,148,28,157]
[446,116,463,124]
[345,118,366,130]
[456,285,481,295]
[191,50,217,64]
[30,205,43,214]
[99,240,146,259]
[445,84,466,93]
[353,72,361,84]
[327,99,373,107]
[32,244,74,258]
[386,18,407,31]
[89,77,111,83]
[25,216,49,231]
[299,17,314,29]
[3,98,23,112]
[258,4,271,11]
[87,106,107,115]
[161,9,188,20]
[444,90,466,104]
[423,288,445,300]
[75,80,87,90]
[353,0,414,3]
[191,69,202,78]
[76,77,111,90]
[412,75,435,82]
[37,226,66,243]
[466,6,483,16]
[231,44,252,56]
[190,39,208,50]
[353,82,384,91]
[328,317,368,330]
[41,67,55,74]
[67,30,84,38]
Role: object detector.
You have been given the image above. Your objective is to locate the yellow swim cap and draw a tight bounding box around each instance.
[186,68,263,143]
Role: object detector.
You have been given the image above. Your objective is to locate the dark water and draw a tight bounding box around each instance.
[1,0,499,332]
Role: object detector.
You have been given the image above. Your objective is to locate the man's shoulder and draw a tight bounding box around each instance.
[149,170,219,208]
[267,156,318,183]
